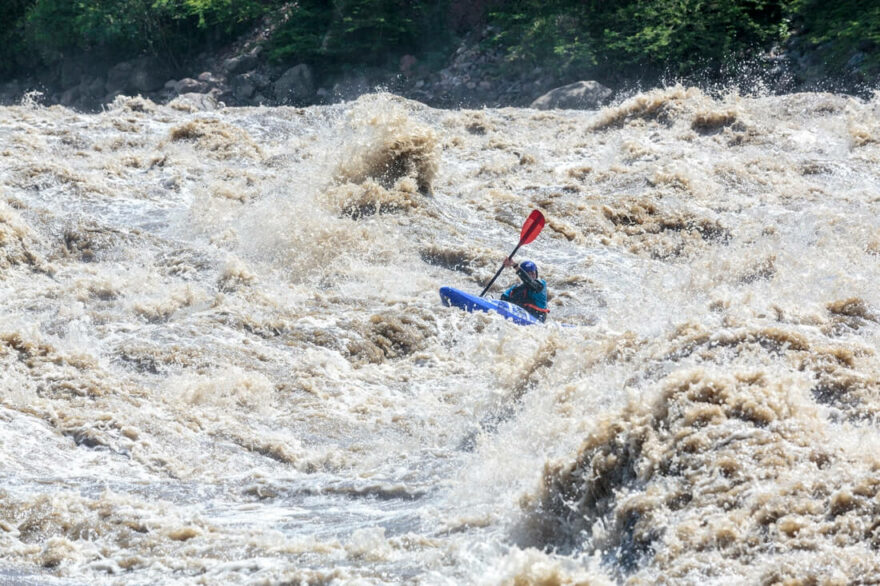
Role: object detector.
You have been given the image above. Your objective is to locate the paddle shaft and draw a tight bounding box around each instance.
[479,242,523,297]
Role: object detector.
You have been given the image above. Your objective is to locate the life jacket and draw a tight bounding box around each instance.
[502,278,548,320]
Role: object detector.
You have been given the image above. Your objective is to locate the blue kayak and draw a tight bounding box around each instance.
[439,286,541,326]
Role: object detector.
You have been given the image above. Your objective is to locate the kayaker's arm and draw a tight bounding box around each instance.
[502,257,544,291]
[514,265,544,291]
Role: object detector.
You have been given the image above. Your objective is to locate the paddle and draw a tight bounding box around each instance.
[479,210,545,297]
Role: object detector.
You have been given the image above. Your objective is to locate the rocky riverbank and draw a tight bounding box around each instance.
[1,23,875,112]
[0,34,583,112]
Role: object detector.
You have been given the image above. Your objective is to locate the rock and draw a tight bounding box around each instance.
[847,52,866,70]
[244,71,270,90]
[330,71,377,102]
[274,64,314,105]
[400,54,417,75]
[176,78,209,93]
[167,91,222,112]
[0,80,22,103]
[80,76,105,99]
[231,73,256,101]
[530,80,613,110]
[60,87,80,107]
[60,59,84,89]
[223,53,259,75]
[106,61,134,95]
[104,57,170,95]
[229,71,270,103]
[129,57,171,93]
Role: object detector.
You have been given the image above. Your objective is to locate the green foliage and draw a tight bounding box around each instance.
[327,0,417,62]
[265,0,334,63]
[0,0,875,86]
[13,0,269,71]
[596,0,794,73]
[486,0,597,76]
[0,0,37,75]
[791,0,880,72]
[23,0,82,57]
[153,0,267,32]
[487,0,796,78]
[267,0,448,67]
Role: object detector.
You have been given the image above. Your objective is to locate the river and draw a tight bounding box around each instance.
[1,87,880,584]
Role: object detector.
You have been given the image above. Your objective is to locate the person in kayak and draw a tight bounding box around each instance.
[500,258,549,322]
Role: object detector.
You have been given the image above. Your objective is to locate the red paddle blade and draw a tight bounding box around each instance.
[519,210,545,245]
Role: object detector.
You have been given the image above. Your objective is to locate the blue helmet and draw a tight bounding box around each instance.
[520,260,538,275]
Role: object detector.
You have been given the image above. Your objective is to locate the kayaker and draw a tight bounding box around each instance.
[500,258,549,322]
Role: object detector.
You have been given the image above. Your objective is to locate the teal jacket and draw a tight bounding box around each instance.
[501,266,548,321]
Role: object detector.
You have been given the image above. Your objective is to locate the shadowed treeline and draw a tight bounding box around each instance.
[1,0,877,91]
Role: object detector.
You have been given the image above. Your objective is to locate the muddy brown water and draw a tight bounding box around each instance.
[1,88,879,583]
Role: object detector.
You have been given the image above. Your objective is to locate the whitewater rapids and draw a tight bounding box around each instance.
[1,86,880,584]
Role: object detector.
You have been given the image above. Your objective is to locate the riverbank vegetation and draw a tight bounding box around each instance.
[1,0,876,86]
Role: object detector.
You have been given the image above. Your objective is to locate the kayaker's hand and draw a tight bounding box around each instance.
[502,258,517,269]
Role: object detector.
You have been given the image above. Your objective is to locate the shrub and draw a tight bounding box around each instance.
[486,0,796,79]
[267,0,448,67]
[18,0,268,70]
[0,0,36,75]
[790,0,880,73]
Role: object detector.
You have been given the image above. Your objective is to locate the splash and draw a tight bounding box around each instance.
[332,94,439,196]
[168,117,263,159]
[525,361,880,581]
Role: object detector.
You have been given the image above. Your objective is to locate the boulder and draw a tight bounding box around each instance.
[399,54,417,75]
[223,53,260,75]
[0,80,22,103]
[231,73,256,101]
[167,91,222,112]
[60,59,84,89]
[80,76,106,99]
[331,74,373,102]
[252,71,271,88]
[60,86,81,107]
[847,52,867,70]
[105,61,135,95]
[129,57,171,93]
[530,80,613,110]
[273,64,314,104]
[231,71,270,103]
[176,78,209,94]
